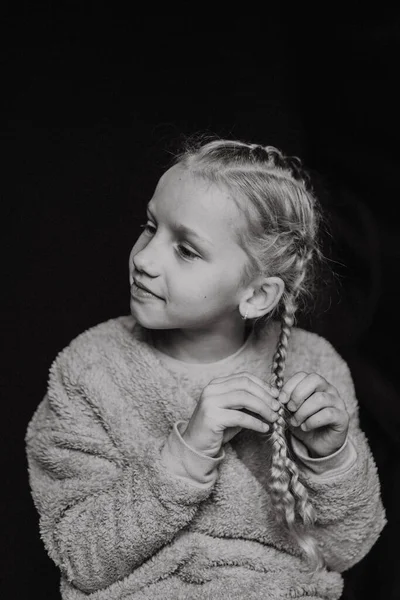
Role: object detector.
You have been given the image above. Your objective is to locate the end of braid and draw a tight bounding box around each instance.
[269,405,324,574]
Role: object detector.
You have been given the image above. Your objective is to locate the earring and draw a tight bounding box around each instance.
[241,308,249,320]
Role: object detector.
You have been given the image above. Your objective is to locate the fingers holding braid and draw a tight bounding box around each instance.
[278,372,350,457]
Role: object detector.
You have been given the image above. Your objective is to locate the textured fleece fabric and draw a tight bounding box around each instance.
[25,315,387,600]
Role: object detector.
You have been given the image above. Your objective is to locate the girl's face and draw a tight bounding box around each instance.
[128,165,251,332]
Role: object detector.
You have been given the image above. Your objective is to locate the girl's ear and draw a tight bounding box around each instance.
[246,276,285,318]
[260,277,285,313]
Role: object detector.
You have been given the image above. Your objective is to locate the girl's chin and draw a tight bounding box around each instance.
[129,302,167,328]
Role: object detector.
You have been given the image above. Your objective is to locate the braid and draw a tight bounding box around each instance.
[174,136,326,571]
[255,144,313,191]
[268,257,325,574]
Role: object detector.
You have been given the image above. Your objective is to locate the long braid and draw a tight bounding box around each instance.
[268,306,296,520]
[268,255,324,573]
[247,146,324,569]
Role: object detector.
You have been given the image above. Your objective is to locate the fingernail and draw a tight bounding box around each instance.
[272,400,280,410]
[279,391,287,403]
[269,387,279,397]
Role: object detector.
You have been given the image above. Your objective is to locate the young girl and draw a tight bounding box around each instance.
[25,137,386,600]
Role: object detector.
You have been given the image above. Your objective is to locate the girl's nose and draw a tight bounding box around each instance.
[132,250,159,280]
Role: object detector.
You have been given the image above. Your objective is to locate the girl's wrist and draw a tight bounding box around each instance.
[290,429,349,459]
[289,432,356,477]
[306,443,344,459]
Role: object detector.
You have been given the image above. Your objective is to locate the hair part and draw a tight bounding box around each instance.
[173,135,327,574]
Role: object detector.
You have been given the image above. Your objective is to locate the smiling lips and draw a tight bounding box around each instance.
[132,280,161,299]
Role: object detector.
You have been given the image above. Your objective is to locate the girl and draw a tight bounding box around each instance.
[25,137,386,600]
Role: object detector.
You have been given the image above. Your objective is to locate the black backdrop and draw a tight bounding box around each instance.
[3,6,400,599]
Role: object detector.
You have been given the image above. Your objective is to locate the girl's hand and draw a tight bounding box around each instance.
[279,372,350,458]
[182,372,280,458]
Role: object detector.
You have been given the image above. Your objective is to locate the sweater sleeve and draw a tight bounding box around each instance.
[290,338,387,573]
[160,420,225,484]
[25,356,223,595]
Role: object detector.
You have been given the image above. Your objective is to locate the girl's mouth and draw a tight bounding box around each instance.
[131,282,161,300]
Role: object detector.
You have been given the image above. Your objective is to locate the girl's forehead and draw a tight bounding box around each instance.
[154,166,245,247]
[157,166,233,209]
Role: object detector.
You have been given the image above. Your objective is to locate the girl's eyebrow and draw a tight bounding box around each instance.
[146,203,214,248]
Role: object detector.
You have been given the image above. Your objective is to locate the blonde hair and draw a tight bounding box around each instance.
[174,136,326,573]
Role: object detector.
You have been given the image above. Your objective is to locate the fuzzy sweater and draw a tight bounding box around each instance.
[25,315,387,600]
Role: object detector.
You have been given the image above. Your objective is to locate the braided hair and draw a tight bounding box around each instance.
[175,137,326,573]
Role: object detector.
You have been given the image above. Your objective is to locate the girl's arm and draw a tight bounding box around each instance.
[25,370,223,595]
[289,340,387,572]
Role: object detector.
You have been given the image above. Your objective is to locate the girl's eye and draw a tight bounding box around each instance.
[139,223,200,261]
[140,223,156,235]
[177,246,198,259]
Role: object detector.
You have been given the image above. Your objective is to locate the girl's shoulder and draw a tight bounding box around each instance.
[63,314,135,351]
[49,315,138,378]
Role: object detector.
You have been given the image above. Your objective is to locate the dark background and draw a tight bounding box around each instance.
[3,6,400,599]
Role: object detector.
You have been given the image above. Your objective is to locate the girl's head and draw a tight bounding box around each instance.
[129,138,323,341]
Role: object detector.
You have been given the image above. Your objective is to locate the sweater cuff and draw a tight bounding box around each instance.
[289,433,357,478]
[160,420,225,489]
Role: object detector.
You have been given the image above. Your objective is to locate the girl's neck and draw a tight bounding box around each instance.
[148,322,253,364]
